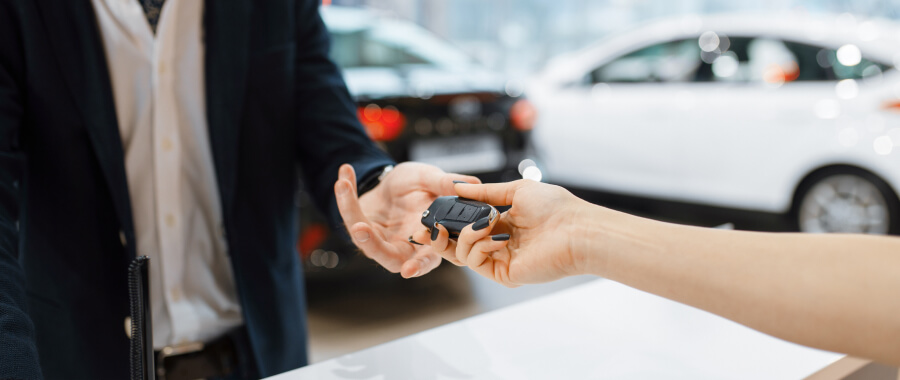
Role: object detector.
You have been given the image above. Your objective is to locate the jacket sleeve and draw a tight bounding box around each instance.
[0,1,43,379]
[292,0,395,228]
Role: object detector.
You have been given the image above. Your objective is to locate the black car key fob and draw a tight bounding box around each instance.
[421,196,498,239]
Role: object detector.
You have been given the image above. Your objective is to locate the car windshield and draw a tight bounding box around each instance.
[322,7,473,70]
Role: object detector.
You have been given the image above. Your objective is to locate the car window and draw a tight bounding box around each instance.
[691,37,800,83]
[698,37,888,83]
[811,46,888,81]
[330,30,430,68]
[590,39,702,83]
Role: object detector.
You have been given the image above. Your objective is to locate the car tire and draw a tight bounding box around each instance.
[794,168,900,235]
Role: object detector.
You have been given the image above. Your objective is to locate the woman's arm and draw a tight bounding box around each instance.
[582,206,900,366]
[434,180,900,365]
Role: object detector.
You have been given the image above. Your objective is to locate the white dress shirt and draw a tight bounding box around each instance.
[91,0,244,348]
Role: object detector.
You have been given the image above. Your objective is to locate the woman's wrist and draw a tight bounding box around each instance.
[567,201,612,277]
[573,203,665,278]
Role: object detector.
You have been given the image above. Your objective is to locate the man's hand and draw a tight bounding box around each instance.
[334,162,480,278]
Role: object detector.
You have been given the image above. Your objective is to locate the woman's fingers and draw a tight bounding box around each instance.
[455,212,500,264]
[467,236,514,286]
[453,180,532,207]
[420,223,463,266]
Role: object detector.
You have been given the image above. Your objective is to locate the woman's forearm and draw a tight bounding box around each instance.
[580,206,900,365]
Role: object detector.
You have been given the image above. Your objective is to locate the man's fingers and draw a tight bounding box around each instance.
[338,163,358,189]
[348,222,406,271]
[335,164,371,228]
[454,180,532,206]
[410,229,432,247]
[400,250,441,278]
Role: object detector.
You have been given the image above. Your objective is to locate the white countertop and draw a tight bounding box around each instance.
[268,279,844,380]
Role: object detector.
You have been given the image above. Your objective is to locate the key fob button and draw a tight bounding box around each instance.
[421,196,498,240]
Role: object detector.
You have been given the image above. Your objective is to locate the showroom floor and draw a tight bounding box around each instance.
[305,264,596,363]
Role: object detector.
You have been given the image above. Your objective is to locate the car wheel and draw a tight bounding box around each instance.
[796,171,898,234]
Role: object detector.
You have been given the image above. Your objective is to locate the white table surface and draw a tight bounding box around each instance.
[268,279,844,380]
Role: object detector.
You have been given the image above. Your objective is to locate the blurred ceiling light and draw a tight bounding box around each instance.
[835,79,859,100]
[862,65,883,84]
[712,53,738,78]
[700,50,721,64]
[858,21,879,41]
[522,165,542,182]
[698,31,720,52]
[873,136,893,155]
[816,49,833,68]
[717,34,731,52]
[505,80,525,97]
[837,128,859,147]
[518,159,537,176]
[814,99,841,119]
[888,128,900,146]
[836,45,862,67]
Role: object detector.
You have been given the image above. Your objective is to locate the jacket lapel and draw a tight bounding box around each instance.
[204,0,253,219]
[35,0,136,245]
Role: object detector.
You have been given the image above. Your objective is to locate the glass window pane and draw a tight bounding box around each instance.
[591,39,701,83]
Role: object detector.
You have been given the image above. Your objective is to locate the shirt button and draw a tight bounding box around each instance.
[119,230,127,247]
[170,288,182,302]
[161,137,174,152]
[164,214,176,227]
[124,316,132,339]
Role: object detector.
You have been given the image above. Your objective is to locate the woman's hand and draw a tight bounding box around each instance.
[412,180,597,287]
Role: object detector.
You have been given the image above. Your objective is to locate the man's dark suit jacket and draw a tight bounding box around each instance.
[0,0,394,378]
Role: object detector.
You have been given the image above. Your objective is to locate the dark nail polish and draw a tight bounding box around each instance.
[408,236,423,246]
[473,216,490,231]
[491,234,510,241]
[453,180,468,184]
[431,227,440,241]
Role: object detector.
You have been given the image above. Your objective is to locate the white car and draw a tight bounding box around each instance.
[529,13,900,234]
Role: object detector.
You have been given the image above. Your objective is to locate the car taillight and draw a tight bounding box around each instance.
[297,223,328,259]
[357,104,406,141]
[882,100,900,112]
[509,99,537,132]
